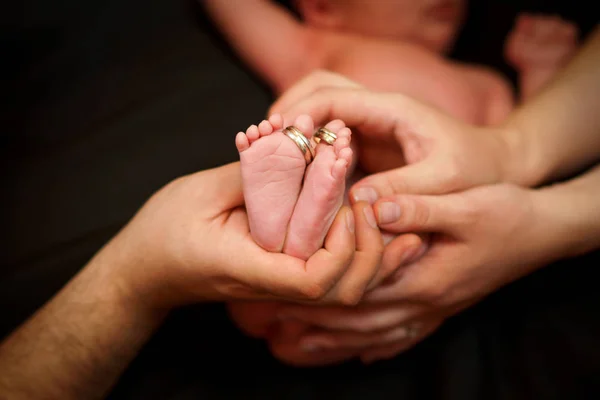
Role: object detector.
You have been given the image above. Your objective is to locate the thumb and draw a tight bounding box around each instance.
[192,161,244,211]
[350,160,447,203]
[371,193,460,234]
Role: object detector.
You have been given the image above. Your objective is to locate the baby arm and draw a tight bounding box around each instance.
[202,0,319,93]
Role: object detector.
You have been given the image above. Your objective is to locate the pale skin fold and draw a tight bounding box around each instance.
[0,26,599,400]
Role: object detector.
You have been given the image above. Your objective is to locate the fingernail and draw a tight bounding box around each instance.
[377,202,401,224]
[346,209,355,233]
[363,206,378,229]
[353,187,378,204]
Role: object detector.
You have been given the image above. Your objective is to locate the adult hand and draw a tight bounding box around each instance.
[271,182,567,364]
[113,161,384,310]
[227,298,445,366]
[270,71,522,200]
[0,161,385,399]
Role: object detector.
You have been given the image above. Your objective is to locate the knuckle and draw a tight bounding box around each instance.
[339,243,355,263]
[421,283,450,307]
[407,196,433,228]
[454,196,483,226]
[459,209,479,228]
[300,281,328,302]
[338,289,363,307]
[388,174,408,195]
[443,162,465,191]
[370,233,385,255]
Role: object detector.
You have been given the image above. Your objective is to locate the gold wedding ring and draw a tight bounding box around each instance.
[314,127,337,145]
[283,126,315,165]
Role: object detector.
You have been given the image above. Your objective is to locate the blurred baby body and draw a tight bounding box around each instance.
[205,0,578,130]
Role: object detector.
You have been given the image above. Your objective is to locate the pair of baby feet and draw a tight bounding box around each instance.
[236,114,353,260]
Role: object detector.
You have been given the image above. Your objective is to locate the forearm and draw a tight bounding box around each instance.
[503,26,600,187]
[202,0,313,92]
[0,238,167,399]
[531,163,600,262]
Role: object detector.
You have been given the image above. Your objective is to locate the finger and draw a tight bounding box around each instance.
[349,160,449,202]
[361,257,441,304]
[369,233,428,289]
[269,70,363,116]
[372,194,463,234]
[192,162,244,213]
[276,87,405,138]
[269,339,358,367]
[299,325,413,351]
[322,202,384,305]
[359,318,444,363]
[302,206,356,300]
[275,319,312,342]
[226,301,283,338]
[277,303,424,333]
[234,207,355,302]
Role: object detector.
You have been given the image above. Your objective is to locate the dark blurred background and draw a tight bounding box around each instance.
[1,1,599,398]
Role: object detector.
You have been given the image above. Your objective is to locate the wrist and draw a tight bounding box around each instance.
[91,229,177,317]
[497,121,547,188]
[531,167,600,260]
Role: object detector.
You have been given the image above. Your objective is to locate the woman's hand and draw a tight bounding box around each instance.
[271,71,522,199]
[252,182,568,364]
[110,162,385,311]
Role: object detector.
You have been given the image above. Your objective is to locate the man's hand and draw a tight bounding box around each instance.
[0,162,385,399]
[115,162,385,309]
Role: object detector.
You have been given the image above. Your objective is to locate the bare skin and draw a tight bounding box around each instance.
[228,27,600,366]
[203,0,513,126]
[210,2,580,252]
[506,13,579,100]
[237,114,353,260]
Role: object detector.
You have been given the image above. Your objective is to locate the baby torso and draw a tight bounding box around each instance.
[308,31,512,126]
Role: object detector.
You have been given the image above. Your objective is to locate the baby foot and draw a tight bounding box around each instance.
[283,120,353,260]
[237,114,315,252]
[505,14,578,99]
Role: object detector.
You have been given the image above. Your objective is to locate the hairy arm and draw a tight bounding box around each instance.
[202,0,318,93]
[503,26,600,187]
[0,238,166,400]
